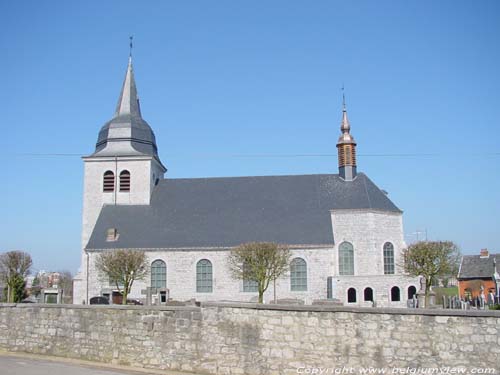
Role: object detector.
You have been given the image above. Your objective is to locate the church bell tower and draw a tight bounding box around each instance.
[80,52,167,253]
[336,95,357,181]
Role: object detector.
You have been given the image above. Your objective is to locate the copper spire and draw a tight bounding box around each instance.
[336,90,357,180]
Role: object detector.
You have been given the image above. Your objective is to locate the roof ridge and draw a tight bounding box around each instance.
[159,173,341,181]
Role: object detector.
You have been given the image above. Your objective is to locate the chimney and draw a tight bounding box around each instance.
[479,248,489,258]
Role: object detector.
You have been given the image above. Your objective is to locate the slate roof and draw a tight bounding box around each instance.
[458,254,500,279]
[86,172,402,250]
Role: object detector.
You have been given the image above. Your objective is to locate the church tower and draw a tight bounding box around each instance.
[336,96,357,181]
[80,54,167,253]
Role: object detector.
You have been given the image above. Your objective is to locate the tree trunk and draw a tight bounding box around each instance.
[258,290,264,304]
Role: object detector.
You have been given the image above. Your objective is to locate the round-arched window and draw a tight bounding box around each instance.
[103,171,115,192]
[120,170,131,192]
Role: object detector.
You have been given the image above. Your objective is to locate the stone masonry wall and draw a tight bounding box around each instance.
[0,303,499,374]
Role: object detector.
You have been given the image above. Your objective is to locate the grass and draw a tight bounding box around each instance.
[433,286,459,304]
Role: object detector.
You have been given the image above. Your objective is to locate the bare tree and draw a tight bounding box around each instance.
[400,241,461,307]
[228,242,291,303]
[0,251,32,303]
[95,249,148,304]
[57,270,74,304]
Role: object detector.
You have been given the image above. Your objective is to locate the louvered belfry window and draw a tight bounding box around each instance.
[103,171,115,192]
[119,170,131,192]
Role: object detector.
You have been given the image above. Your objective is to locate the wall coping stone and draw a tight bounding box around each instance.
[201,301,500,317]
[0,303,200,312]
[1,302,499,318]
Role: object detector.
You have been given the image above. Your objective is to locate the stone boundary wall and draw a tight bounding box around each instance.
[0,303,499,374]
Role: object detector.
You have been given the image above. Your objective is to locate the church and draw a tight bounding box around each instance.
[72,55,419,307]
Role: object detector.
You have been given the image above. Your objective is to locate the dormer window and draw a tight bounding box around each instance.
[103,171,115,192]
[106,228,119,242]
[120,170,131,192]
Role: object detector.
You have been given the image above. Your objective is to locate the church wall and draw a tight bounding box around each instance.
[84,247,334,305]
[330,210,419,307]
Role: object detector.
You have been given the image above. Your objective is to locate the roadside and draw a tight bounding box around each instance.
[0,350,201,375]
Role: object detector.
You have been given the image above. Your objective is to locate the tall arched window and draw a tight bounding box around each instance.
[364,287,374,302]
[339,242,354,275]
[383,242,395,275]
[290,258,307,291]
[103,171,115,192]
[347,288,357,303]
[407,285,417,300]
[196,259,213,293]
[242,263,258,292]
[119,170,131,192]
[391,286,401,302]
[151,260,166,289]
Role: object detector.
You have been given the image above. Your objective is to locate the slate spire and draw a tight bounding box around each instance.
[336,93,357,181]
[91,52,163,167]
[114,56,141,118]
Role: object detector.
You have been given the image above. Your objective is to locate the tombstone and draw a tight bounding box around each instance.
[428,290,436,307]
[41,288,62,304]
[141,287,157,306]
[416,292,426,308]
[487,291,495,306]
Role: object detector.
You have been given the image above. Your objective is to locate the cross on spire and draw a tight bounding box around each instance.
[129,36,133,57]
[342,84,346,111]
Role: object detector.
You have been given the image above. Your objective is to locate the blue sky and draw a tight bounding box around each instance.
[0,1,499,274]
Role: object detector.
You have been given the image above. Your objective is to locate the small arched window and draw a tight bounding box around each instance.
[103,171,115,192]
[290,258,307,291]
[391,286,401,302]
[119,170,131,192]
[364,287,374,302]
[339,242,354,275]
[407,285,417,300]
[151,260,166,289]
[196,259,213,293]
[383,242,395,275]
[347,288,357,303]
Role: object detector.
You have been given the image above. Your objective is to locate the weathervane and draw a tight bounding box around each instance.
[129,36,133,57]
[341,83,346,110]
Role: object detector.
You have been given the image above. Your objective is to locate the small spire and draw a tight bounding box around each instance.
[114,41,141,118]
[336,88,357,181]
[340,86,350,133]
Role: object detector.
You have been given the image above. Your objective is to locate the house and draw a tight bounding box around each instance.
[72,54,419,307]
[458,249,500,300]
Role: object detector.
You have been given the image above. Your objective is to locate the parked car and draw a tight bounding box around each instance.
[126,299,143,305]
[89,296,109,305]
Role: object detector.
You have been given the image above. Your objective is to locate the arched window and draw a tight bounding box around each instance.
[347,288,357,303]
[196,259,213,293]
[391,286,400,302]
[339,242,354,275]
[151,260,166,289]
[364,287,374,302]
[243,262,258,292]
[103,171,115,192]
[119,170,131,192]
[383,242,395,275]
[407,285,417,300]
[290,258,307,291]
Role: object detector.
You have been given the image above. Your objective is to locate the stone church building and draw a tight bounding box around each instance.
[73,56,418,307]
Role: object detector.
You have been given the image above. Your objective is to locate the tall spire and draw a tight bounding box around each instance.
[336,91,357,181]
[114,53,141,118]
[91,46,163,167]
